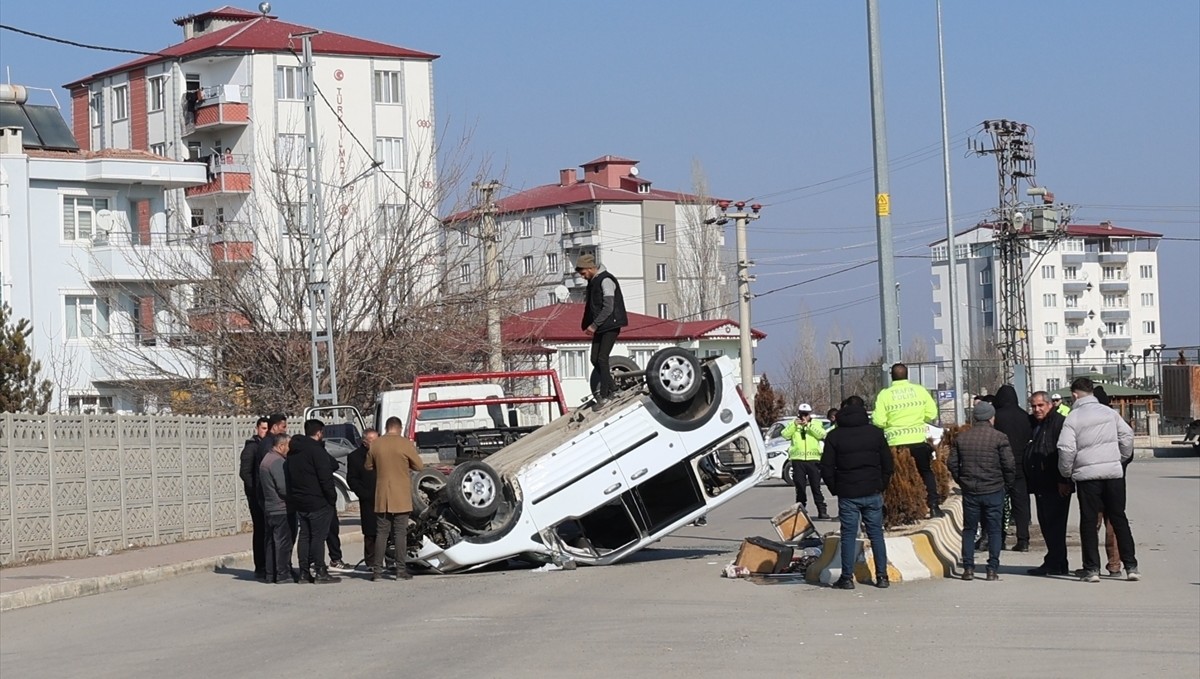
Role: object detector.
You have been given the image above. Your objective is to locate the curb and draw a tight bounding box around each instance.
[1,532,365,612]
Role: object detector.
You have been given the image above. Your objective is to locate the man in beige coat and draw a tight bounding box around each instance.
[365,416,424,581]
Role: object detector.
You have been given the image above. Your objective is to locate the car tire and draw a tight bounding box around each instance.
[646,347,702,403]
[590,355,641,395]
[782,461,794,487]
[446,461,502,521]
[411,468,449,515]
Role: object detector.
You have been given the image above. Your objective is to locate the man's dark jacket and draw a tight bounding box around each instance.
[819,405,894,499]
[581,270,628,333]
[991,385,1032,479]
[346,445,377,533]
[947,422,1016,495]
[1026,408,1070,494]
[238,435,262,498]
[285,435,338,512]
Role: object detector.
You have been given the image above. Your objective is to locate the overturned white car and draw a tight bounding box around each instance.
[406,349,767,573]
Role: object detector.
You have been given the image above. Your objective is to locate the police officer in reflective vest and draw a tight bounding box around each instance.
[872,363,943,518]
[782,403,830,519]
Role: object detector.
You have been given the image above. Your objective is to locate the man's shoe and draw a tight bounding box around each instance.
[328,560,351,572]
[1012,540,1030,553]
[1026,566,1068,576]
[299,569,315,584]
[394,568,413,581]
[1079,570,1101,583]
[370,571,382,582]
[875,576,889,589]
[816,512,832,521]
[929,505,946,519]
[313,569,341,584]
[1126,568,1141,582]
[592,394,610,409]
[985,568,999,581]
[831,575,855,590]
[961,567,975,581]
[691,515,708,527]
[254,571,268,581]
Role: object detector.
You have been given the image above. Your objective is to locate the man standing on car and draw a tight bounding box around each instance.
[238,416,269,580]
[991,385,1033,552]
[782,403,830,519]
[1059,377,1138,583]
[873,363,943,518]
[1026,391,1072,576]
[366,417,424,581]
[948,402,1016,582]
[286,419,340,584]
[576,253,628,407]
[821,396,893,590]
[346,428,380,568]
[257,434,295,584]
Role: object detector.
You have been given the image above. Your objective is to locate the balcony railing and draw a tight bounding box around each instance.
[185,154,253,197]
[183,85,251,135]
[563,230,600,249]
[1099,251,1129,263]
[1063,308,1088,322]
[1101,335,1132,350]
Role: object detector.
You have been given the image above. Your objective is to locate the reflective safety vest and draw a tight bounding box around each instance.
[781,419,826,461]
[871,379,938,446]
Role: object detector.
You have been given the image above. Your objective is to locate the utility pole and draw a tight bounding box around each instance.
[936,0,965,425]
[474,180,503,373]
[297,30,338,406]
[866,0,901,377]
[716,200,761,402]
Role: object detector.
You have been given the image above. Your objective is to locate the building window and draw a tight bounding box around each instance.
[1065,295,1079,309]
[1143,320,1157,334]
[1041,265,1055,279]
[458,228,469,246]
[522,256,535,275]
[544,214,558,235]
[150,142,167,157]
[955,243,970,260]
[1063,266,1078,280]
[981,298,994,313]
[1102,295,1126,309]
[657,303,669,319]
[375,137,405,172]
[275,133,305,168]
[576,208,595,230]
[68,395,114,415]
[1105,350,1123,363]
[1105,321,1126,336]
[1042,293,1057,307]
[373,70,403,104]
[112,85,129,121]
[520,217,533,238]
[65,295,109,339]
[970,243,992,258]
[546,253,560,274]
[1140,293,1155,306]
[1044,322,1059,337]
[276,66,304,100]
[1140,265,1154,279]
[1046,377,1062,391]
[548,291,559,304]
[931,245,948,261]
[656,263,667,283]
[525,296,537,312]
[629,347,655,368]
[280,202,306,237]
[1066,323,1081,337]
[559,350,588,378]
[654,223,666,243]
[148,76,166,112]
[1102,266,1123,281]
[380,204,407,229]
[1046,350,1060,361]
[1068,350,1082,361]
[62,196,110,242]
[89,90,103,127]
[979,269,992,285]
[460,264,472,284]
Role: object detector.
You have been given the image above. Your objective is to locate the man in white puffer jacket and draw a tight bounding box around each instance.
[1058,377,1137,583]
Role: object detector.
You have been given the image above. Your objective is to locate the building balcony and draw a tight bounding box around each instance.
[1100,308,1130,322]
[187,306,252,334]
[208,221,255,265]
[1063,308,1089,322]
[1099,251,1129,264]
[1101,335,1132,351]
[88,232,203,284]
[1064,337,1092,352]
[1062,277,1090,293]
[1060,250,1087,265]
[185,154,252,197]
[183,85,251,136]
[1098,278,1129,293]
[563,230,600,249]
[90,333,210,383]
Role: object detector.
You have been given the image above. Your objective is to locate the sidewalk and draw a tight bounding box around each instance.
[1,515,364,612]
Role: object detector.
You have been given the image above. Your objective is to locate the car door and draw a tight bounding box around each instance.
[519,428,623,532]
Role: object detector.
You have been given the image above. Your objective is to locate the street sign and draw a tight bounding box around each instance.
[937,389,956,402]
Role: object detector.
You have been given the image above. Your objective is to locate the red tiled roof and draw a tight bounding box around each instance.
[582,155,638,166]
[501,303,766,343]
[64,15,437,89]
[445,182,705,222]
[25,147,176,161]
[928,222,1162,246]
[173,5,270,25]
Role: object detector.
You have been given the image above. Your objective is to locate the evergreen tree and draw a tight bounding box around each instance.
[0,304,53,413]
[753,373,786,429]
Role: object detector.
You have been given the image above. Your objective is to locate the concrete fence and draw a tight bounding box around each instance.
[0,413,258,565]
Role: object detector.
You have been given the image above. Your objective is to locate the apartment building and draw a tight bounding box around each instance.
[1,88,208,412]
[446,155,732,320]
[930,221,1163,391]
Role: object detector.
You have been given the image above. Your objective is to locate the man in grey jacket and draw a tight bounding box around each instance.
[257,434,295,584]
[948,402,1016,582]
[1058,377,1138,583]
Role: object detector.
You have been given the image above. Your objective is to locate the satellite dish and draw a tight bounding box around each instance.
[95,209,115,230]
[259,2,271,15]
[553,284,570,302]
[629,166,640,177]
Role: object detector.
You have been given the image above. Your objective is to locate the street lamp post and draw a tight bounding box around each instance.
[1149,343,1166,390]
[832,340,851,404]
[1128,354,1142,387]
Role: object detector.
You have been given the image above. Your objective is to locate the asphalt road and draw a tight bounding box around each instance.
[2,457,1197,679]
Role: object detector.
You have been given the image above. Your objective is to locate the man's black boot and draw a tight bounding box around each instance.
[313,567,341,584]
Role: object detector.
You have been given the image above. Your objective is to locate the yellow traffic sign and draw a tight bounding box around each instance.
[876,193,891,216]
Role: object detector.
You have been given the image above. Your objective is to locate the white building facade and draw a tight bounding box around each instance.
[930,222,1163,392]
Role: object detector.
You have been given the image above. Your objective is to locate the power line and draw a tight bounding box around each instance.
[0,23,162,56]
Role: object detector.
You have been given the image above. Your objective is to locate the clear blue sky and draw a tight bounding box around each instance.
[3,1,1198,376]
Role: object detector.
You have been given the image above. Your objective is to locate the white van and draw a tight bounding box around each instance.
[405,348,767,573]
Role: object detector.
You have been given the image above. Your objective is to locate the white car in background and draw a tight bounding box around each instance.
[763,417,944,485]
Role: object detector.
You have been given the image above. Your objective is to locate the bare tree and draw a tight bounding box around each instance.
[673,159,731,320]
[905,335,932,363]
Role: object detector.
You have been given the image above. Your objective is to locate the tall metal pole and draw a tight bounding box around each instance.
[832,340,850,403]
[936,0,965,425]
[866,0,901,376]
[299,31,338,405]
[475,180,503,373]
[726,202,761,402]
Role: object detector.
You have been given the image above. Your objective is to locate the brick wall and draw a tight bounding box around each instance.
[70,87,89,151]
[129,69,147,151]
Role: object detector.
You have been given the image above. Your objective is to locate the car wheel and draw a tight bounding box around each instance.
[590,355,641,394]
[782,461,794,486]
[411,468,449,515]
[446,461,501,521]
[646,347,702,403]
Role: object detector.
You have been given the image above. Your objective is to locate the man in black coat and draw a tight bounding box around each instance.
[345,428,380,568]
[576,253,628,407]
[286,419,341,584]
[948,402,1016,582]
[1025,391,1072,575]
[992,385,1033,551]
[237,417,269,579]
[820,397,894,591]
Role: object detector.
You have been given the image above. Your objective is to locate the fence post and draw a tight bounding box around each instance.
[5,413,16,562]
[150,414,159,543]
[118,415,128,548]
[180,418,187,539]
[84,414,95,555]
[208,417,216,535]
[48,414,57,557]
